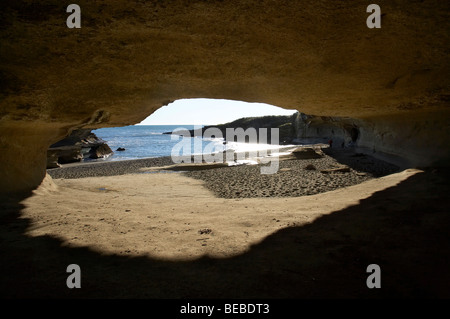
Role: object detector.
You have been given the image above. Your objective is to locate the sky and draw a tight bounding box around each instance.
[137,99,298,125]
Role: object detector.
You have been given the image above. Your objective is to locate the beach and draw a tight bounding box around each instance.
[47,147,400,198]
[2,146,449,298]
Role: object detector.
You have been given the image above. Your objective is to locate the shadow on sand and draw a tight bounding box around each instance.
[1,168,449,299]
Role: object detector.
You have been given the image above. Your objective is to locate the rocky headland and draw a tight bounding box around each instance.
[47,129,113,168]
[164,113,298,145]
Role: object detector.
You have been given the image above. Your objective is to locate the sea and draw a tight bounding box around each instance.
[92,125,286,162]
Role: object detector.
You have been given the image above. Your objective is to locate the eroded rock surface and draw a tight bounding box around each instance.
[0,0,449,192]
[47,129,113,168]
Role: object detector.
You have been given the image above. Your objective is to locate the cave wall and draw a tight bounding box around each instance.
[356,110,450,168]
[294,112,357,147]
[0,0,449,193]
[294,110,450,168]
[0,122,64,193]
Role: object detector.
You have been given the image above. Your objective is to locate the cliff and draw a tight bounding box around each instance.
[292,111,450,168]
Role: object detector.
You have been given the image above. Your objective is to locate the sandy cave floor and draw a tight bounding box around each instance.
[22,170,413,260]
[23,149,402,260]
[1,151,450,298]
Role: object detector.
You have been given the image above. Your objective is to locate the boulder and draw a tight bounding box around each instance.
[47,129,113,165]
[51,146,83,164]
[89,143,113,159]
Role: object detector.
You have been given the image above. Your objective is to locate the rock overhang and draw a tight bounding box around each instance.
[0,0,449,193]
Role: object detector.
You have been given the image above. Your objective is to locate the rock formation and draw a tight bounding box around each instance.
[0,0,449,193]
[165,113,297,144]
[293,111,450,168]
[47,129,113,168]
[87,143,113,160]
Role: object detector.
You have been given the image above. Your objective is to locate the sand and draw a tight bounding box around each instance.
[182,149,400,198]
[47,148,400,198]
[1,148,449,298]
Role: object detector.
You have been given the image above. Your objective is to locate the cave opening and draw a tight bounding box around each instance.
[88,98,299,163]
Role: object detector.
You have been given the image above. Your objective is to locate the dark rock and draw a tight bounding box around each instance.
[89,143,113,159]
[47,129,113,166]
[198,228,212,235]
[49,146,83,164]
[116,147,126,151]
[50,129,106,148]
